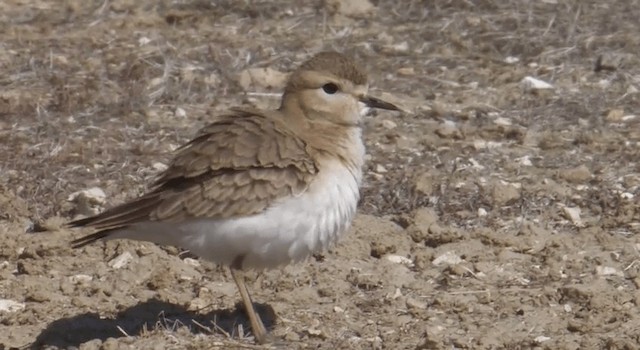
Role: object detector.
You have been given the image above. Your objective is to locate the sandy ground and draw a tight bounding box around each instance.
[1,0,640,349]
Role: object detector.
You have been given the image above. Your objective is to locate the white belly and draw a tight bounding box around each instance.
[114,159,361,269]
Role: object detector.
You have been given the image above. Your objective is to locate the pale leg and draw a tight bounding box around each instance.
[230,268,269,344]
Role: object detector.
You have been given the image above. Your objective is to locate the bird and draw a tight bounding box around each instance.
[67,51,400,344]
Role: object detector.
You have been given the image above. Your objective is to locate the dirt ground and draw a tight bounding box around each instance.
[1,0,640,349]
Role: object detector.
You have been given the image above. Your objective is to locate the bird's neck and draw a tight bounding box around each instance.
[279,93,365,177]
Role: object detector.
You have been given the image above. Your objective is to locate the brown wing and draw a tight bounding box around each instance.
[69,107,317,247]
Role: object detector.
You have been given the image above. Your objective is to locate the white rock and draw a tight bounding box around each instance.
[406,297,427,310]
[138,36,151,46]
[67,187,106,204]
[561,206,584,227]
[327,0,375,17]
[516,156,533,166]
[237,68,288,90]
[534,335,551,343]
[381,119,397,129]
[473,140,503,150]
[183,257,200,267]
[385,254,414,267]
[521,76,554,91]
[375,164,388,173]
[432,251,462,266]
[174,107,186,118]
[108,251,134,269]
[68,187,107,216]
[152,162,168,172]
[0,299,25,313]
[386,41,409,54]
[620,192,634,200]
[477,208,488,217]
[596,266,623,277]
[504,56,520,64]
[70,274,93,284]
[493,117,512,126]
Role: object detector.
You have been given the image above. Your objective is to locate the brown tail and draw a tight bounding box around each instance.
[70,229,116,248]
[67,194,162,248]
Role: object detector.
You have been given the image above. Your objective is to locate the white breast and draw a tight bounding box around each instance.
[115,157,362,270]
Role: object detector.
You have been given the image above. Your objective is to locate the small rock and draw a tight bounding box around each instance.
[183,257,200,267]
[516,156,533,166]
[605,108,624,122]
[504,56,520,64]
[620,192,634,200]
[397,67,415,76]
[521,76,554,91]
[534,335,551,343]
[406,297,427,310]
[0,299,26,313]
[559,165,591,184]
[493,116,512,126]
[383,41,410,54]
[325,0,375,17]
[477,208,488,217]
[306,328,323,337]
[561,206,584,227]
[385,254,414,267]
[108,251,133,269]
[70,274,93,284]
[432,251,462,266]
[491,180,521,205]
[174,107,186,118]
[435,121,462,139]
[414,173,434,196]
[596,266,623,277]
[152,162,168,172]
[473,140,503,150]
[188,297,210,311]
[237,68,288,90]
[381,119,397,129]
[375,164,387,173]
[68,187,107,216]
[414,207,438,228]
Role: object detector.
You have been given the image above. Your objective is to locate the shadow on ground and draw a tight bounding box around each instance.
[31,299,276,349]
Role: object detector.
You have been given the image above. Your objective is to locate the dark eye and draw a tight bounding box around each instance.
[322,83,339,94]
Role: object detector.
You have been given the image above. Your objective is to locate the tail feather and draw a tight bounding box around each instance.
[67,194,160,230]
[67,194,162,248]
[70,229,116,249]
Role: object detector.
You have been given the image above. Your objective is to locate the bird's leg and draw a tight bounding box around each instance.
[229,267,269,344]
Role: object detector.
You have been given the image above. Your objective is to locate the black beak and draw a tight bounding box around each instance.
[360,95,400,111]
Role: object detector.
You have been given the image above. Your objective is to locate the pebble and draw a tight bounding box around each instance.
[237,68,288,90]
[559,165,591,184]
[385,254,414,267]
[406,297,427,310]
[521,76,554,91]
[381,119,397,129]
[70,274,93,284]
[561,206,584,227]
[108,251,133,269]
[491,180,521,205]
[67,187,107,216]
[326,0,375,17]
[435,121,462,139]
[432,251,462,266]
[0,299,25,313]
